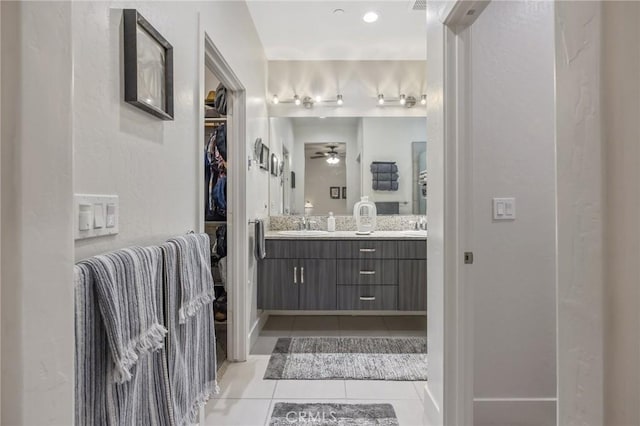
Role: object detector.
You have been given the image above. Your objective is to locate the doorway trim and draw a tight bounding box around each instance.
[425,1,489,425]
[199,18,249,361]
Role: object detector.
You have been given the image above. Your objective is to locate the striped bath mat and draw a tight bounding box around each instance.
[269,402,399,426]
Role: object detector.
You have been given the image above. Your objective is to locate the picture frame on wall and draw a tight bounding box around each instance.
[291,172,296,189]
[270,153,279,176]
[341,186,347,199]
[330,186,340,199]
[123,9,174,120]
[259,144,270,170]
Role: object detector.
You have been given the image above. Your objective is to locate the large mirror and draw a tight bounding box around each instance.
[269,117,426,216]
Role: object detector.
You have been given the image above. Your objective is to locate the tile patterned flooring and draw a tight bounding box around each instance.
[205,315,428,425]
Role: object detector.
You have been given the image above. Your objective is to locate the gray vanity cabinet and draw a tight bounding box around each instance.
[258,238,426,312]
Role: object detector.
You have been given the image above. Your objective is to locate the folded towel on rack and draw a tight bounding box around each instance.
[166,233,217,324]
[79,246,167,384]
[374,172,399,181]
[74,262,173,425]
[373,181,399,191]
[162,242,219,426]
[255,219,266,259]
[370,162,398,173]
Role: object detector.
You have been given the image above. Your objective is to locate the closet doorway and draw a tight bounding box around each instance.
[200,29,249,364]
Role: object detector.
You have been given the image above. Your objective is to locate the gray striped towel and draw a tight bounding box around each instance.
[166,234,217,323]
[81,246,168,383]
[162,239,219,426]
[75,262,174,425]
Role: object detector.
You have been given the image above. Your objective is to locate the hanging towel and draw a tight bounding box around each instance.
[166,233,217,324]
[161,242,219,426]
[255,219,266,259]
[74,261,173,425]
[80,246,168,384]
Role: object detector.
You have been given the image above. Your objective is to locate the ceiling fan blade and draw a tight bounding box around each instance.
[310,155,325,159]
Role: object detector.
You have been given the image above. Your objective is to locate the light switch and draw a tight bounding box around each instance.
[94,203,105,228]
[79,204,92,231]
[493,197,516,220]
[106,203,116,228]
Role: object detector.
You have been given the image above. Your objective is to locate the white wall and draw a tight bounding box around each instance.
[304,145,348,215]
[1,2,75,424]
[360,117,426,214]
[291,118,359,214]
[556,2,604,425]
[470,2,557,424]
[602,2,639,425]
[2,1,269,423]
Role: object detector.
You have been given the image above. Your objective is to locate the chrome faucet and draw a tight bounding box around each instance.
[298,217,316,231]
[418,216,427,230]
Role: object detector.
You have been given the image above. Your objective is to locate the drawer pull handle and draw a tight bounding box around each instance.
[293,267,297,284]
[359,248,376,253]
[360,296,376,301]
[301,267,305,284]
[359,270,376,275]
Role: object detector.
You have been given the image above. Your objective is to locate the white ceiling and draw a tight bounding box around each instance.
[246,1,427,60]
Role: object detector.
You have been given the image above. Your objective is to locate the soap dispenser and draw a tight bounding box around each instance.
[327,212,336,232]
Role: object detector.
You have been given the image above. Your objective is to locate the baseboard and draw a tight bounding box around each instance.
[248,310,269,351]
[264,310,426,316]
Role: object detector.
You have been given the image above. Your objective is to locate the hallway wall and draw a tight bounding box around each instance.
[602,2,640,424]
[470,2,557,424]
[2,1,269,424]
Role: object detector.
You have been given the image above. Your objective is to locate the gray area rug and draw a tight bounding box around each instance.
[264,337,427,381]
[269,402,399,426]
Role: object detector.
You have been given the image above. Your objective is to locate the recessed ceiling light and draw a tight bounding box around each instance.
[333,8,345,15]
[363,11,378,23]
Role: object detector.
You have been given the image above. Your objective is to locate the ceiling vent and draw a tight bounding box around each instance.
[410,0,427,11]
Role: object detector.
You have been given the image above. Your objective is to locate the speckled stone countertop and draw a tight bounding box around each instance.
[265,230,427,240]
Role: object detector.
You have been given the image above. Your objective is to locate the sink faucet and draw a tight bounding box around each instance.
[298,217,316,231]
[418,217,427,230]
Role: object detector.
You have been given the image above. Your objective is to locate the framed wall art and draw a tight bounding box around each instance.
[330,186,340,199]
[123,9,174,120]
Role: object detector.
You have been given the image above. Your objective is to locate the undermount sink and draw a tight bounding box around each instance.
[277,230,330,236]
[401,230,428,237]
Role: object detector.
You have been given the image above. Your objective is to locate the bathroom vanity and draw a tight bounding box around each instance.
[257,232,427,312]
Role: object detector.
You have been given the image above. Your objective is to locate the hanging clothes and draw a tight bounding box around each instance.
[204,124,227,221]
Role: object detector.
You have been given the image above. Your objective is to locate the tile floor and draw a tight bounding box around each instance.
[205,315,428,426]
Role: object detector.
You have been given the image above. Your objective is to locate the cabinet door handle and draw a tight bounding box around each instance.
[359,248,376,253]
[293,267,297,284]
[359,296,376,301]
[359,270,376,275]
[301,267,305,283]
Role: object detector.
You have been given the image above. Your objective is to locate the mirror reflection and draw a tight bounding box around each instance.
[269,117,426,216]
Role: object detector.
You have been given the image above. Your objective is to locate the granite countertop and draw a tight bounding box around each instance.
[265,230,427,240]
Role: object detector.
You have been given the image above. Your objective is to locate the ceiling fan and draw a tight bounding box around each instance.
[310,145,346,163]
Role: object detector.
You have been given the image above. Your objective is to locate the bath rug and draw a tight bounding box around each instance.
[264,337,427,381]
[269,402,399,426]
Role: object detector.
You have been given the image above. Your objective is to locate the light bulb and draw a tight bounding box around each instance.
[421,94,427,105]
[272,95,279,105]
[337,94,343,106]
[363,11,378,23]
[315,95,322,103]
[378,94,385,105]
[294,95,301,106]
[400,94,406,105]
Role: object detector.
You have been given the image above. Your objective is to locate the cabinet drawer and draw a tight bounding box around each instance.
[337,285,397,310]
[265,240,336,259]
[336,259,397,285]
[397,240,427,259]
[336,241,397,259]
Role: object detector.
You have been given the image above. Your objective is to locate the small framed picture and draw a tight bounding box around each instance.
[341,186,347,199]
[259,144,270,170]
[330,186,340,199]
[270,153,279,176]
[123,9,174,120]
[291,172,296,189]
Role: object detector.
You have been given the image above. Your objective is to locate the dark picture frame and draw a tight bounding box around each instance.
[270,153,279,176]
[291,172,296,189]
[330,186,340,199]
[123,9,174,120]
[341,186,347,199]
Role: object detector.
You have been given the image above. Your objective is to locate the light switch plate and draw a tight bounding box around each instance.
[74,194,119,240]
[493,197,516,220]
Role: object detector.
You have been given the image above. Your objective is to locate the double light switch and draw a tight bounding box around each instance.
[493,197,516,220]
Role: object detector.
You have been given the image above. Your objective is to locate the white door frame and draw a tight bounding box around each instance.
[425,1,489,425]
[199,17,249,361]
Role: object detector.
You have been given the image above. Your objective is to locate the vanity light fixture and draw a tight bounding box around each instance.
[421,94,427,105]
[363,11,379,23]
[337,94,344,106]
[399,94,406,105]
[294,95,301,106]
[272,94,279,105]
[378,94,385,105]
